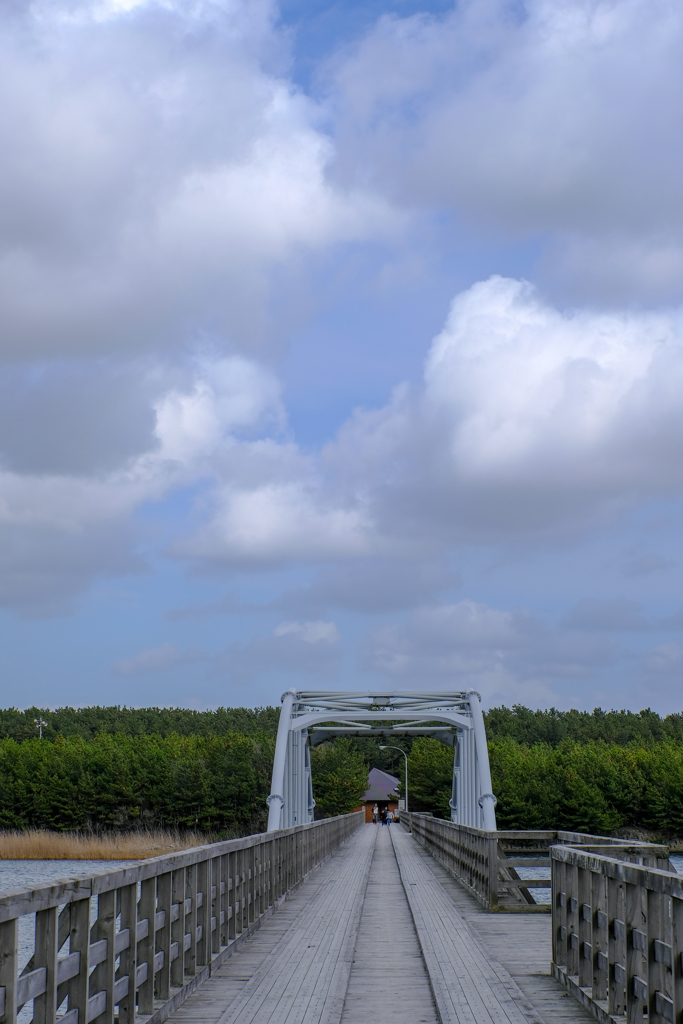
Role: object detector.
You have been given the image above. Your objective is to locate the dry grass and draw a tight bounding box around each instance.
[0,829,212,860]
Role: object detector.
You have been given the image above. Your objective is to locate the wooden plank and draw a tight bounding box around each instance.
[210,825,377,1024]
[340,827,437,1024]
[392,826,546,1024]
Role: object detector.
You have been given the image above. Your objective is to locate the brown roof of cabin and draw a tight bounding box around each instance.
[363,767,399,802]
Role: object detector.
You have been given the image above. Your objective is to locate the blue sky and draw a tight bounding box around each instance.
[1,0,683,714]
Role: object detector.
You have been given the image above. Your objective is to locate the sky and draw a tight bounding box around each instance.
[1,0,683,714]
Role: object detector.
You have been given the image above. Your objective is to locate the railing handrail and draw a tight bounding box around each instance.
[0,813,356,920]
[400,811,670,914]
[550,830,680,1022]
[400,812,666,846]
[0,811,364,1024]
[551,842,679,891]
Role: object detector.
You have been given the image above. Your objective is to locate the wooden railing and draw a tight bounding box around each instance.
[0,812,363,1024]
[399,812,662,914]
[550,840,680,1024]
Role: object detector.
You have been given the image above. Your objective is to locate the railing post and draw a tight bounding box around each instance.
[647,888,669,1024]
[626,881,647,1024]
[156,871,173,1000]
[578,867,592,989]
[196,859,210,967]
[487,834,498,909]
[211,856,221,956]
[554,857,567,969]
[673,895,683,1024]
[592,869,608,1001]
[33,906,58,1024]
[90,889,116,1024]
[220,854,229,947]
[609,877,627,1017]
[118,883,138,1024]
[184,865,197,979]
[227,853,236,942]
[248,845,256,926]
[0,918,18,1024]
[171,868,186,990]
[236,848,246,935]
[137,877,156,1014]
[67,898,91,1024]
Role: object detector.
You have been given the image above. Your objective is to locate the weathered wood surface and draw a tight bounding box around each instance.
[208,824,376,1024]
[551,841,681,1024]
[340,826,437,1024]
[0,813,364,1024]
[397,828,596,1024]
[165,824,595,1024]
[392,824,545,1024]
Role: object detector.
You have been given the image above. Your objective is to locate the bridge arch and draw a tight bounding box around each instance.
[266,689,497,832]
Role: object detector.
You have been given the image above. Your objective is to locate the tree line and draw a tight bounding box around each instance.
[0,732,276,835]
[0,706,280,743]
[4,703,680,747]
[483,705,683,747]
[405,736,683,836]
[2,704,683,837]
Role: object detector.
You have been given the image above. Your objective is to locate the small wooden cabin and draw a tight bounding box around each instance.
[358,767,400,822]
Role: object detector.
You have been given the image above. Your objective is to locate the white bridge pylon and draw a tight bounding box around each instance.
[266,689,497,832]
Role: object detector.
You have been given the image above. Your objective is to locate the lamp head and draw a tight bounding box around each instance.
[379,745,387,750]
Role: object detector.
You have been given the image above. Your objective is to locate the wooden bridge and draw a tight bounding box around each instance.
[0,813,680,1024]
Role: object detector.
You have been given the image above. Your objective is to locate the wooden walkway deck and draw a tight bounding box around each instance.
[163,824,594,1024]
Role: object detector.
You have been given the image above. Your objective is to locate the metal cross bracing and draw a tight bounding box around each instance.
[266,689,498,832]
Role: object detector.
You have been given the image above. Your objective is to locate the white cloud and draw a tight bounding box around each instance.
[0,353,284,611]
[325,276,683,542]
[562,598,648,632]
[161,276,683,572]
[360,599,617,704]
[215,619,342,681]
[8,272,683,612]
[0,0,394,363]
[273,620,339,643]
[330,0,683,301]
[154,356,283,464]
[115,643,203,675]
[178,470,372,564]
[642,643,683,675]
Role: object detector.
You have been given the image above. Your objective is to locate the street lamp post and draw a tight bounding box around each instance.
[379,745,408,814]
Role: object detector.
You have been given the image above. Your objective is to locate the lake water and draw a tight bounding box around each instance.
[0,858,129,1019]
[514,852,683,904]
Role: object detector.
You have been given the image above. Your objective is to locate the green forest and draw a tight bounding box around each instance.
[1,704,683,837]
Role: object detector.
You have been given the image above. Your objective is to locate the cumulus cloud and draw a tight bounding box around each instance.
[115,643,203,675]
[169,276,683,570]
[325,276,683,542]
[275,558,458,615]
[273,619,339,643]
[0,0,393,363]
[360,599,616,703]
[562,598,649,632]
[215,618,341,681]
[329,0,683,301]
[8,271,683,613]
[0,352,284,611]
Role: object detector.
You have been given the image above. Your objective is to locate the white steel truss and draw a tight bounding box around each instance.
[266,689,497,832]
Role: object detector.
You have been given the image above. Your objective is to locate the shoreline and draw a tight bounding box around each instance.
[0,828,214,860]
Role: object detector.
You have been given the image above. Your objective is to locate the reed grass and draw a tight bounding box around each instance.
[0,829,212,860]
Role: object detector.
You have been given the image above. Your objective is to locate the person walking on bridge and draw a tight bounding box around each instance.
[372,803,379,824]
[386,808,393,825]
